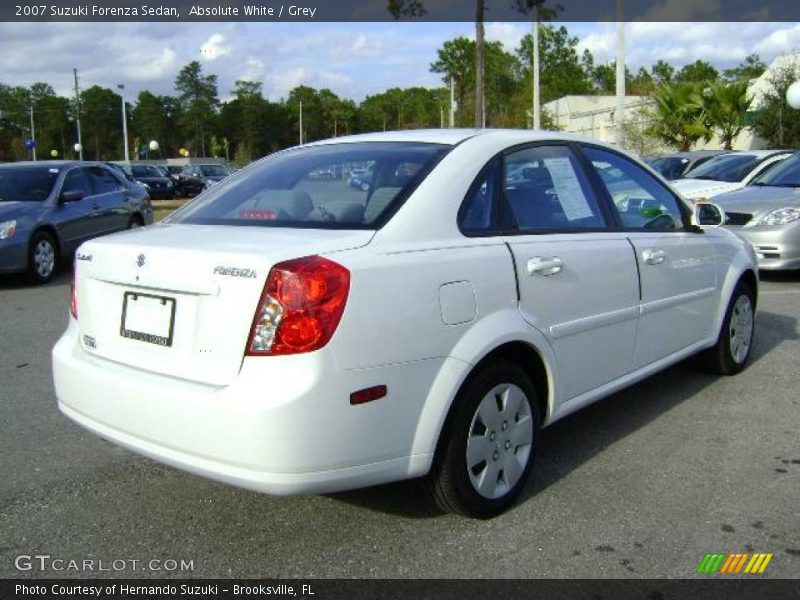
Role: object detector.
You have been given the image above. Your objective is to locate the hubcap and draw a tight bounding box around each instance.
[729,294,754,364]
[34,239,55,278]
[466,383,533,500]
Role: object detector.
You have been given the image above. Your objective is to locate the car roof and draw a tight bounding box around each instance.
[303,128,624,149]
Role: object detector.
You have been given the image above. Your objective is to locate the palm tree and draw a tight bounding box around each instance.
[694,81,752,150]
[646,83,710,151]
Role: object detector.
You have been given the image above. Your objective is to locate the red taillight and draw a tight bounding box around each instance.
[70,269,78,320]
[246,256,350,356]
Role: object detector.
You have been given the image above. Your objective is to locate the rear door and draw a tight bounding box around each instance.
[581,145,718,368]
[88,166,130,233]
[53,166,98,253]
[499,144,640,401]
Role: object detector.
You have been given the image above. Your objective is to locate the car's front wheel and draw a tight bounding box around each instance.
[425,361,540,518]
[27,230,58,284]
[700,282,755,375]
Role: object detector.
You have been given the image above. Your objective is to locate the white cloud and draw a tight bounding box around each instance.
[485,22,527,51]
[200,33,231,61]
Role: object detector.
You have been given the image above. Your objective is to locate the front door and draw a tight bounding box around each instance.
[581,145,718,368]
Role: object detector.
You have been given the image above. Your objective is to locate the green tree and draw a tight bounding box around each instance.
[695,81,752,150]
[430,36,474,126]
[175,61,219,156]
[651,60,675,85]
[751,61,800,149]
[515,25,593,103]
[646,82,710,151]
[131,91,171,156]
[80,85,123,160]
[677,60,719,84]
[723,54,766,82]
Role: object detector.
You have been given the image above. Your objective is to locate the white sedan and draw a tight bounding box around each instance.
[53,130,758,518]
[673,150,793,202]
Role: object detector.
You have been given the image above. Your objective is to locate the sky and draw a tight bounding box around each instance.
[0,21,799,103]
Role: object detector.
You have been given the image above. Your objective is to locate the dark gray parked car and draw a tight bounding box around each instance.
[646,150,729,181]
[0,161,153,284]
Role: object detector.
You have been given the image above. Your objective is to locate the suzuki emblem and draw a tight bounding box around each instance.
[136,253,146,267]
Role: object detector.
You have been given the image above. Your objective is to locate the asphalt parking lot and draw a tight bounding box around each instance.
[1,269,798,579]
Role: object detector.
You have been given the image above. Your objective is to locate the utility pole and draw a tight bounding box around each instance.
[532,19,541,129]
[615,0,626,145]
[73,68,83,160]
[440,105,444,128]
[299,101,303,145]
[449,77,455,128]
[117,84,129,162]
[29,105,36,161]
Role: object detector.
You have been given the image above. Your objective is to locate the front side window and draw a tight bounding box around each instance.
[502,145,607,232]
[169,142,449,229]
[62,168,94,198]
[583,146,686,231]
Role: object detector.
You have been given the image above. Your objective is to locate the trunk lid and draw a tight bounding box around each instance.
[75,223,373,385]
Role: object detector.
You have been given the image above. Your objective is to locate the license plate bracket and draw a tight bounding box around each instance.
[120,292,176,347]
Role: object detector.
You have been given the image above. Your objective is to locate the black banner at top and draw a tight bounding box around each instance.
[3,0,800,22]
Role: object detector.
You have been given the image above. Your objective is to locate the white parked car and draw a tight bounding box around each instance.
[53,130,758,518]
[673,150,793,202]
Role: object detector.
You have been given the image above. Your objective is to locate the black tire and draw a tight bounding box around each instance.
[700,282,756,375]
[424,361,541,518]
[127,215,144,229]
[27,230,58,284]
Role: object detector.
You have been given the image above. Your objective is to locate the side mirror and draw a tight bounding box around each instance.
[60,189,85,203]
[692,202,725,228]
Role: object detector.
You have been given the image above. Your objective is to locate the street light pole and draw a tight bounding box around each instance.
[29,105,36,161]
[615,0,626,145]
[299,100,303,145]
[532,19,541,129]
[73,68,83,160]
[449,77,455,128]
[117,84,129,162]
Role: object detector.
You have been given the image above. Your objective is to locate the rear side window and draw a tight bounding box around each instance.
[169,142,449,229]
[90,167,124,194]
[459,156,501,234]
[502,145,607,232]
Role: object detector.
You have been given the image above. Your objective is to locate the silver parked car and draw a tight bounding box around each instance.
[714,152,800,270]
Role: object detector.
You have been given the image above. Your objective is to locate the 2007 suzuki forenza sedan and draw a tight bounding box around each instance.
[53,130,758,518]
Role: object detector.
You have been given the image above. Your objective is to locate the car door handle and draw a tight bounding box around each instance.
[642,248,666,265]
[527,256,563,276]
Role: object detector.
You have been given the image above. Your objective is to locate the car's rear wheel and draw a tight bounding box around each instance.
[27,230,58,284]
[425,361,540,518]
[127,215,144,229]
[700,282,755,375]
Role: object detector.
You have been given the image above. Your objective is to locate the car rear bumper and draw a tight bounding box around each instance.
[52,320,440,495]
[730,224,800,270]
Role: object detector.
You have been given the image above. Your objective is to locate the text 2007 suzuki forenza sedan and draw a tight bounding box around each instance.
[53,130,758,518]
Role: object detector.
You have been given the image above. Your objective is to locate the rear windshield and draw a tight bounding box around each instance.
[168,142,450,229]
[683,154,763,183]
[752,153,800,187]
[0,167,59,202]
[200,165,230,177]
[131,165,164,178]
[647,157,688,180]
